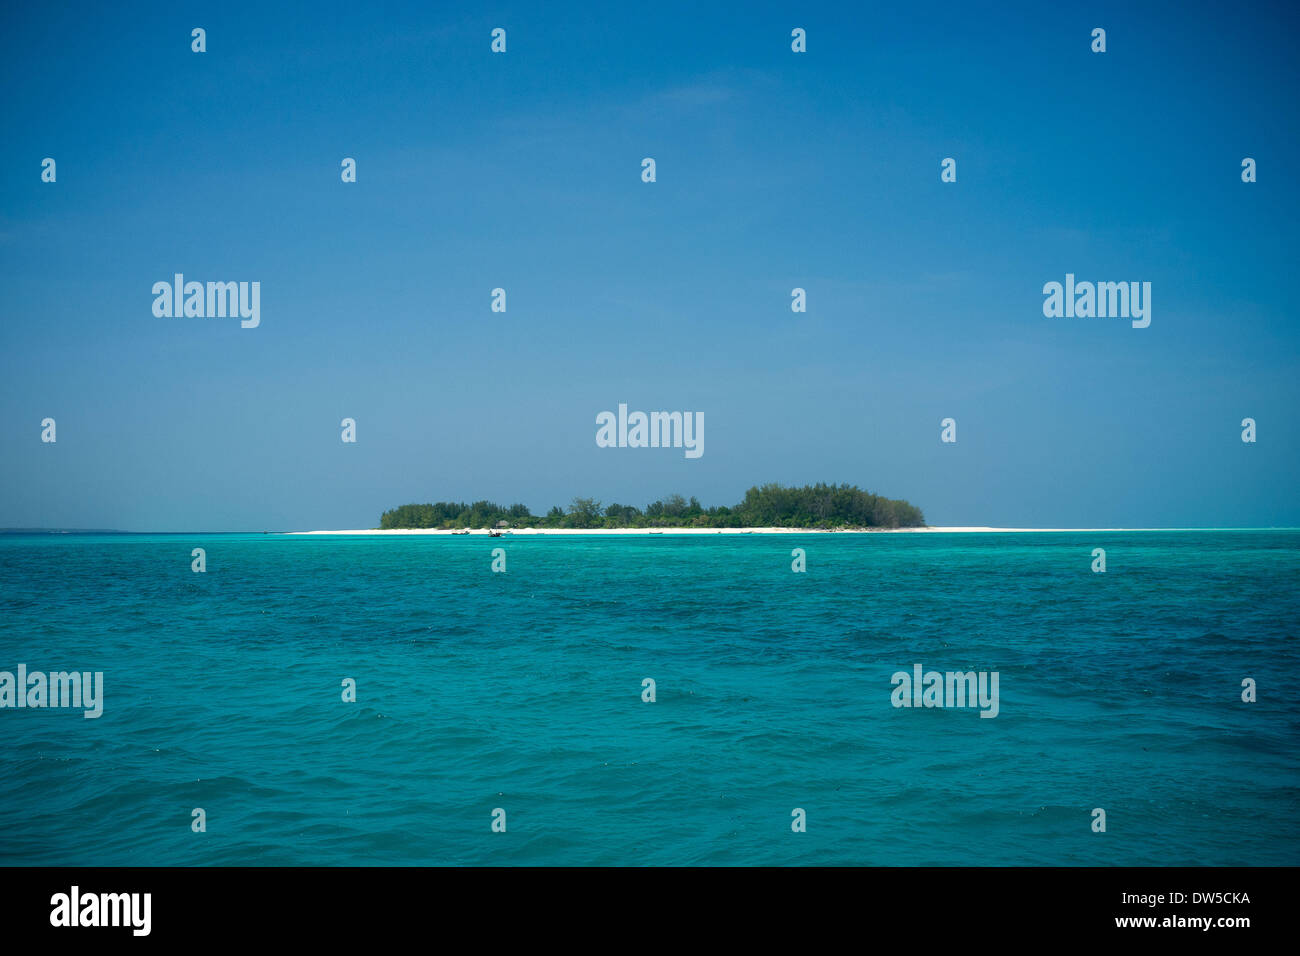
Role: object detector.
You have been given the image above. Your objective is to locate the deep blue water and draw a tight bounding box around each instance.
[1,531,1296,866]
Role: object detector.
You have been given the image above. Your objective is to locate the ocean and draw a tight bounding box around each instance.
[1,531,1296,866]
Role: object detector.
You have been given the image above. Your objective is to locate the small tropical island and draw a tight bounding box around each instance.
[377,483,924,531]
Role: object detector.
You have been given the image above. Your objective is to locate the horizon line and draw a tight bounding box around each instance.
[5,526,1300,536]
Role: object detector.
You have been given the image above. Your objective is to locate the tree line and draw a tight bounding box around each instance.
[379,483,924,530]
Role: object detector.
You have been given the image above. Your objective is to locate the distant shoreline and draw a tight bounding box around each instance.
[2,527,1293,536]
[283,526,1146,536]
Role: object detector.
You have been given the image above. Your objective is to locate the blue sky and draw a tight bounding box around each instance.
[2,1,1297,530]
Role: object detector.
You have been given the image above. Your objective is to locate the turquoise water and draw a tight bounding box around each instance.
[1,531,1296,866]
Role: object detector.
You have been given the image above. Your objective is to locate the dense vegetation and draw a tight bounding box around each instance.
[379,483,924,530]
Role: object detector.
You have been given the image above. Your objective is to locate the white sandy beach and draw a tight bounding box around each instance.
[284,526,1127,536]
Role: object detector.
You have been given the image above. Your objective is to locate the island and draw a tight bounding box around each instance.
[378,483,925,531]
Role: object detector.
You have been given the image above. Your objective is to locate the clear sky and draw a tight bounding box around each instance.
[2,1,1297,530]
